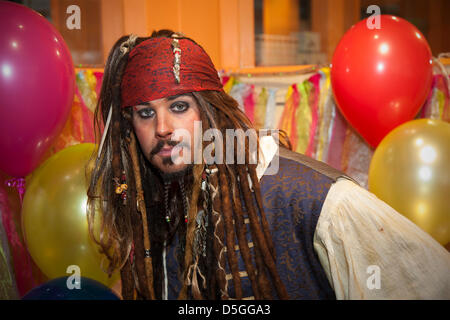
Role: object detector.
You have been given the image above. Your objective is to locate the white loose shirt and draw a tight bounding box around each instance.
[257,136,450,299]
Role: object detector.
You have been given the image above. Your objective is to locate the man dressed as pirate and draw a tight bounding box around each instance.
[87,30,450,300]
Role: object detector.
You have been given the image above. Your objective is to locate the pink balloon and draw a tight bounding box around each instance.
[0,2,74,177]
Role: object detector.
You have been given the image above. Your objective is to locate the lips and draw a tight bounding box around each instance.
[150,140,189,161]
[157,147,174,157]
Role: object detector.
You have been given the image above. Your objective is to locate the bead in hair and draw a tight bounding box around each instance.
[171,34,182,83]
[120,34,138,56]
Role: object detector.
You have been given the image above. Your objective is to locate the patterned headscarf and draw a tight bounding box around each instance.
[121,36,223,108]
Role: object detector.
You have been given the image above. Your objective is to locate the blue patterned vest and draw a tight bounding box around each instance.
[162,147,349,299]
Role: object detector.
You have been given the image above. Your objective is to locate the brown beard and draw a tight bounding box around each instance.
[149,161,194,183]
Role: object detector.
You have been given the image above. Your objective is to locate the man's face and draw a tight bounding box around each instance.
[132,93,201,174]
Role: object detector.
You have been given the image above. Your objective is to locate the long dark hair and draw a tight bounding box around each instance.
[87,30,289,299]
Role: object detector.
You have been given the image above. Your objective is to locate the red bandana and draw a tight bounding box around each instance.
[121,37,223,108]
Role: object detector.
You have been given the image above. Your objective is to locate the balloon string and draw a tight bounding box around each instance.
[5,178,26,204]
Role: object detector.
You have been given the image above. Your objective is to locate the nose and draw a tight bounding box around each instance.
[155,112,173,139]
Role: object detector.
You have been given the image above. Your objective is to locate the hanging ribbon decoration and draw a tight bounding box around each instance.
[254,87,268,129]
[295,81,312,154]
[278,84,300,150]
[306,73,321,158]
[264,88,278,129]
[5,178,25,204]
[315,68,333,162]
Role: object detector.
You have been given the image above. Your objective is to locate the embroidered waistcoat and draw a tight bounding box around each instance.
[152,147,350,299]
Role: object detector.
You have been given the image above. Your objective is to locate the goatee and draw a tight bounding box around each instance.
[154,163,194,183]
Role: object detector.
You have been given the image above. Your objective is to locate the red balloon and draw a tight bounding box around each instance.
[331,15,433,148]
[0,2,74,177]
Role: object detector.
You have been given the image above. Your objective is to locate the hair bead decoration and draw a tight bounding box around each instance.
[171,34,181,83]
[164,181,171,223]
[179,178,189,224]
[114,171,128,205]
[120,34,138,56]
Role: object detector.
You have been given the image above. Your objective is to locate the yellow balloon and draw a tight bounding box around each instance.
[369,119,450,245]
[22,143,119,286]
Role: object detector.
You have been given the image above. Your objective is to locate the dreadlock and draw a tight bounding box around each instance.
[87,30,290,300]
[87,33,156,299]
[190,91,289,299]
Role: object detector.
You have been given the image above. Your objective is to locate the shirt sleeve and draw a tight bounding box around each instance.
[313,178,450,299]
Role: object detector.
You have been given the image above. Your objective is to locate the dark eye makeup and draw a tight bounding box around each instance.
[134,97,191,119]
[170,101,189,113]
[136,108,155,119]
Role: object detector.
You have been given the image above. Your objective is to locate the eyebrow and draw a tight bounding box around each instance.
[167,93,192,101]
[136,93,192,107]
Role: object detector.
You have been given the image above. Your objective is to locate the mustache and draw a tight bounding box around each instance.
[149,139,190,157]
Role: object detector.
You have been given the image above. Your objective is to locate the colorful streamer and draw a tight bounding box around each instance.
[278,84,300,150]
[0,195,19,299]
[294,81,312,155]
[243,85,256,123]
[254,88,268,129]
[315,68,333,162]
[264,88,278,129]
[306,74,321,158]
